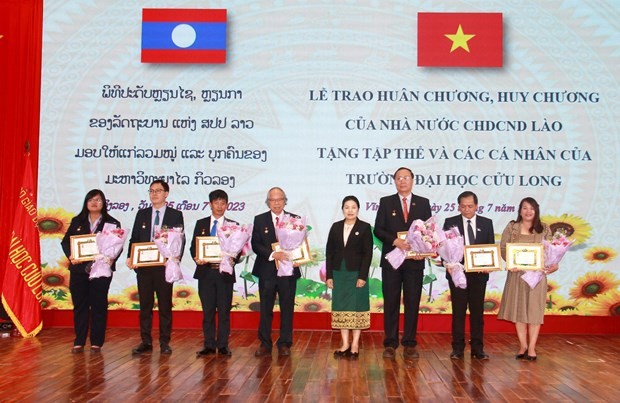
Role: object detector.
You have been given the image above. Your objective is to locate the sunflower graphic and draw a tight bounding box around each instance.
[546,279,561,295]
[41,264,70,291]
[583,247,617,265]
[107,294,126,307]
[569,271,620,301]
[234,295,262,312]
[41,295,57,309]
[37,207,73,239]
[434,290,452,306]
[173,285,198,301]
[483,291,503,314]
[295,297,329,312]
[108,302,134,310]
[545,294,582,314]
[589,290,620,316]
[123,285,141,304]
[541,213,592,245]
[173,299,202,311]
[430,299,451,314]
[418,300,435,313]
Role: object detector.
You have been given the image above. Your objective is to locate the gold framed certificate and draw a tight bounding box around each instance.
[130,242,165,267]
[506,243,544,271]
[397,231,438,258]
[195,236,222,262]
[464,244,502,272]
[70,234,99,262]
[271,238,312,267]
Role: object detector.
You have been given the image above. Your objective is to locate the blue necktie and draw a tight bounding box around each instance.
[210,219,218,236]
[152,210,160,240]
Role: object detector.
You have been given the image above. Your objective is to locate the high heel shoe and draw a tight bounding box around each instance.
[334,347,351,358]
[526,355,537,361]
[348,352,359,360]
[515,349,528,360]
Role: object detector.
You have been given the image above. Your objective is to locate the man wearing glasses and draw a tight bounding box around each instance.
[374,167,432,360]
[251,187,300,357]
[126,179,185,355]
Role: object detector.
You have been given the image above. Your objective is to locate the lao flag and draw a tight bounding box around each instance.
[418,12,503,67]
[141,8,227,64]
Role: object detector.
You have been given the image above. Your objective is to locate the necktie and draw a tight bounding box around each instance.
[402,197,409,222]
[152,210,160,239]
[467,219,476,245]
[210,219,218,236]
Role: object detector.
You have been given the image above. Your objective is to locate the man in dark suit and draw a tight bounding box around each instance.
[252,187,301,357]
[126,179,184,355]
[442,191,494,360]
[190,189,238,357]
[374,167,432,360]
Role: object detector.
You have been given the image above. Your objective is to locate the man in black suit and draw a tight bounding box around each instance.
[374,167,432,360]
[126,179,184,355]
[442,191,494,360]
[252,187,301,357]
[190,189,238,357]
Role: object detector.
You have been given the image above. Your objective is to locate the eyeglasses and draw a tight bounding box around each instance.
[88,198,103,203]
[148,189,166,194]
[268,198,285,202]
[396,176,412,181]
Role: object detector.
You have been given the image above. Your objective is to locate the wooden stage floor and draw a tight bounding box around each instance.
[0,328,618,402]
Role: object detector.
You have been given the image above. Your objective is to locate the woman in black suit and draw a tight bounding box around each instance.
[326,195,373,359]
[61,189,120,353]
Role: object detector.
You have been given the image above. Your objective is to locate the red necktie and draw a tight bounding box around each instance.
[402,198,409,222]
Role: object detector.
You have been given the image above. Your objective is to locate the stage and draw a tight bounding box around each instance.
[1,328,618,401]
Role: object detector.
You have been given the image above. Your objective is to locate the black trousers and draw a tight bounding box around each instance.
[136,267,173,346]
[69,270,112,347]
[257,275,297,349]
[447,272,487,353]
[197,269,234,349]
[381,266,423,348]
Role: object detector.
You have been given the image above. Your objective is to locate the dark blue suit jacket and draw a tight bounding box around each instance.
[442,214,495,280]
[190,216,238,283]
[251,210,301,279]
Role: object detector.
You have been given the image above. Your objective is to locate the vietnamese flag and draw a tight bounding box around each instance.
[1,152,42,337]
[418,12,503,67]
[141,8,227,64]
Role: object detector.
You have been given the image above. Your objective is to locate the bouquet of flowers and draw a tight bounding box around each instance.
[436,226,466,289]
[89,223,128,279]
[217,223,253,275]
[154,226,185,283]
[274,214,307,277]
[386,216,441,269]
[521,230,574,289]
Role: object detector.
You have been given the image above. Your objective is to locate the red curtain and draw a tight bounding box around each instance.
[0,0,43,295]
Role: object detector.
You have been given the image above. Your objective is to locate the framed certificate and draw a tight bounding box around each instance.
[130,242,165,267]
[195,236,222,263]
[271,238,312,267]
[506,243,544,271]
[70,234,99,262]
[464,244,502,272]
[397,231,438,258]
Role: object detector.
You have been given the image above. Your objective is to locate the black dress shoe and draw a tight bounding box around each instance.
[450,351,464,359]
[197,347,216,356]
[218,347,232,356]
[471,352,490,360]
[132,343,153,355]
[526,355,537,361]
[382,347,396,359]
[404,347,420,359]
[160,345,172,354]
[515,350,528,360]
[348,352,359,360]
[334,347,351,358]
[254,345,272,357]
[278,346,291,357]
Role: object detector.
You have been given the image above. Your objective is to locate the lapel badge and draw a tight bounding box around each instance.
[264,227,269,234]
[355,231,359,236]
[392,210,396,216]
[141,222,146,229]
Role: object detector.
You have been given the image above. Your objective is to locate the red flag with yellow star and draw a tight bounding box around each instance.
[418,12,503,67]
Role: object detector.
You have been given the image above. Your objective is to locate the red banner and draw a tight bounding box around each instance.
[418,12,503,67]
[1,152,42,337]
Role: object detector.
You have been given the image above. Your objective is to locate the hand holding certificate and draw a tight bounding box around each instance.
[89,223,128,279]
[386,216,440,269]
